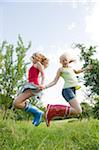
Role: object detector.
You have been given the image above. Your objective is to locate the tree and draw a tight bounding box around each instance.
[92,96,99,119]
[0,35,31,119]
[74,44,99,95]
[79,102,93,120]
[74,44,99,119]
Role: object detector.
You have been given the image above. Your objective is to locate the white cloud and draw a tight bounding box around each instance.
[85,1,99,45]
[67,22,76,31]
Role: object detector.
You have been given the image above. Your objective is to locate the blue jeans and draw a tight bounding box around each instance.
[62,87,76,102]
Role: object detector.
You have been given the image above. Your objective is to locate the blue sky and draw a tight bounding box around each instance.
[0,1,95,45]
[0,0,99,105]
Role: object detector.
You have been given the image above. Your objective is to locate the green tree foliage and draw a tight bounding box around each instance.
[79,102,93,120]
[74,44,99,119]
[0,36,31,118]
[92,96,99,119]
[74,44,99,95]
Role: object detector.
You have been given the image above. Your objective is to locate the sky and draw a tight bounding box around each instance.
[0,0,99,106]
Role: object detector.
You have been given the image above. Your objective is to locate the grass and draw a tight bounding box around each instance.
[0,117,99,150]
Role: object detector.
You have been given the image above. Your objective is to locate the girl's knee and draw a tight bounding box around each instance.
[76,107,82,114]
[13,99,19,108]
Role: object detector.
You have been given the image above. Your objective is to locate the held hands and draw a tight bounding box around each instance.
[38,85,46,90]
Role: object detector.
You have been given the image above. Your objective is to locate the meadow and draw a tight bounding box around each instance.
[0,117,99,150]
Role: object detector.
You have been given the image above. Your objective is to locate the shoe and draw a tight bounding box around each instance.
[33,111,44,126]
[25,103,44,126]
[45,104,69,127]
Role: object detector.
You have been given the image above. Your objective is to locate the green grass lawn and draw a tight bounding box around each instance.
[0,118,99,150]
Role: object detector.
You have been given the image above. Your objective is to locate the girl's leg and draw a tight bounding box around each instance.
[62,88,82,116]
[13,90,44,126]
[45,104,70,127]
[69,98,82,115]
[13,89,33,109]
[45,101,82,127]
[25,103,44,126]
[45,88,82,126]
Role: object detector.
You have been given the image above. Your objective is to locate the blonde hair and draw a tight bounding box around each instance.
[60,53,76,63]
[32,52,49,68]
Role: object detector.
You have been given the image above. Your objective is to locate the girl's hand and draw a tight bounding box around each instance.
[86,64,93,70]
[38,85,45,90]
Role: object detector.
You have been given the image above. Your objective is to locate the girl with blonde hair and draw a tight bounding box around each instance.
[43,52,92,126]
[13,52,49,126]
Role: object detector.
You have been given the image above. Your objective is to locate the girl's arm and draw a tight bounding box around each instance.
[37,62,45,85]
[74,64,92,74]
[45,68,61,89]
